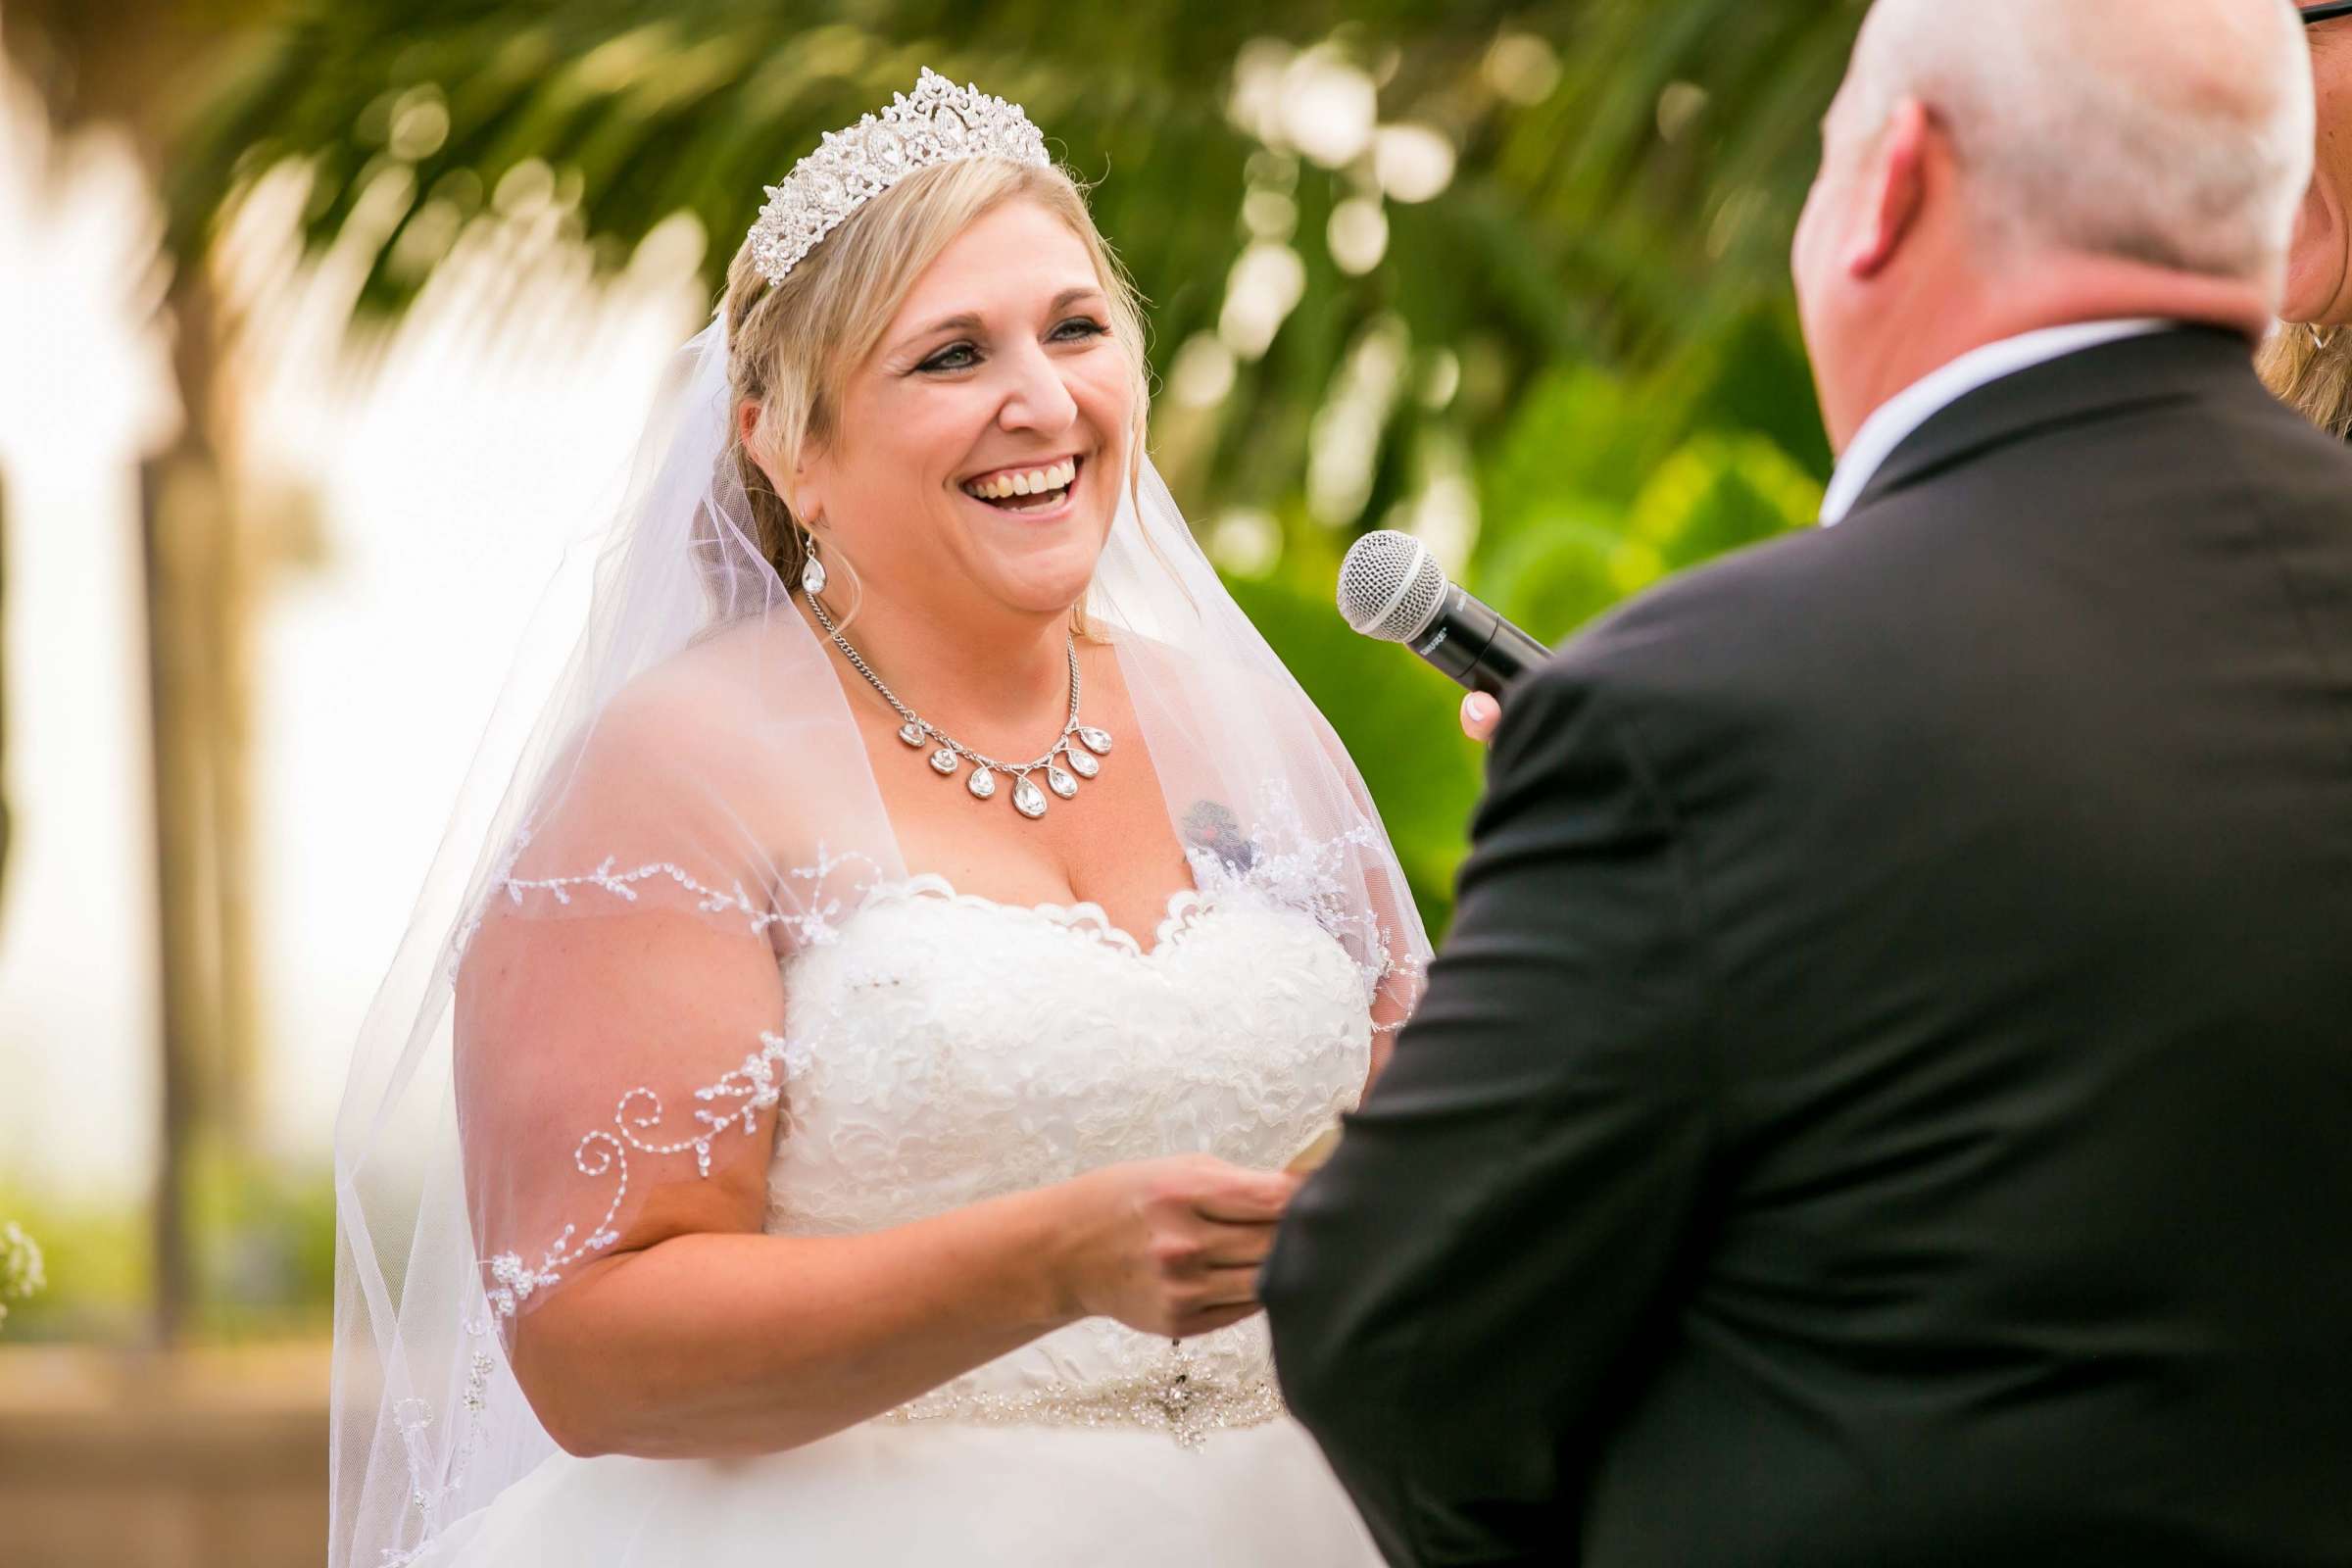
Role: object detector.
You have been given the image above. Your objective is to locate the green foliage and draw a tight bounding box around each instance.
[161,2,1857,927]
[4,0,1873,1348]
[186,1143,336,1341]
[165,0,1860,524]
[1475,337,1825,638]
[1239,322,1822,936]
[0,1146,335,1344]
[0,1220,47,1332]
[0,1185,148,1342]
[1227,572,1487,934]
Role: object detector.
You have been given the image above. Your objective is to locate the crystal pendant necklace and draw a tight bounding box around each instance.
[806,592,1111,821]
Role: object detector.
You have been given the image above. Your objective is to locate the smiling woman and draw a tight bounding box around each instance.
[331,69,1427,1568]
[726,156,1149,630]
[771,200,1135,626]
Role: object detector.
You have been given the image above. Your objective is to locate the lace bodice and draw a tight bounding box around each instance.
[764,872,1374,1439]
[766,874,1370,1230]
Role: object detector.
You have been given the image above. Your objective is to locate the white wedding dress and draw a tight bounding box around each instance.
[415,867,1383,1565]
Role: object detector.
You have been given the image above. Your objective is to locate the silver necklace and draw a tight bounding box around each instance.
[807,593,1112,821]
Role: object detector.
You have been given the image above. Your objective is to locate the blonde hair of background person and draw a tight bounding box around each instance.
[2266,4,2352,433]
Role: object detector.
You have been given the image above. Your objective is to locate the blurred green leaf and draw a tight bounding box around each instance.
[162,0,1859,528]
[154,0,1858,1045]
[0,1184,149,1343]
[1225,574,1486,935]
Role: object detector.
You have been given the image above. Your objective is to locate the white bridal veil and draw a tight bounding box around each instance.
[329,236,1431,1568]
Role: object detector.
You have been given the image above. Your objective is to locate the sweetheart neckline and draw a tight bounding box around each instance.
[852,872,1217,960]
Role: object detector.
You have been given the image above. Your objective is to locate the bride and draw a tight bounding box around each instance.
[332,70,1430,1567]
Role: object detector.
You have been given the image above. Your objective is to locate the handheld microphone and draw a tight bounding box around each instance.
[1337,530,1549,697]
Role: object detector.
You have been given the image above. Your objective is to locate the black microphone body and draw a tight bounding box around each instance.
[1409,583,1549,697]
[1337,529,1552,698]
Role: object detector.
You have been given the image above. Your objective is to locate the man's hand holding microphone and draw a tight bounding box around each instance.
[1335,530,1536,744]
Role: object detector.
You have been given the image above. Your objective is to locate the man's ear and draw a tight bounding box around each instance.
[1846,97,1932,280]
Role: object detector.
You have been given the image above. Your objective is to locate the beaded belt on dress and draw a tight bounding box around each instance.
[874,1339,1285,1449]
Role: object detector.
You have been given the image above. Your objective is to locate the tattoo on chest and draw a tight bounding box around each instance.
[1183,801,1259,874]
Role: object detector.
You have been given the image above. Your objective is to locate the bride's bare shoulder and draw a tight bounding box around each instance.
[548,616,841,851]
[1094,623,1325,719]
[592,615,810,750]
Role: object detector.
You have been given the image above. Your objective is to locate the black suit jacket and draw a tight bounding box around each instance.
[1262,327,2352,1567]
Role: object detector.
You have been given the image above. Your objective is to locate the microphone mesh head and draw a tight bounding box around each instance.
[1338,530,1447,643]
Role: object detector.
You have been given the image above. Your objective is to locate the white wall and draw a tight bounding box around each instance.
[0,57,706,1196]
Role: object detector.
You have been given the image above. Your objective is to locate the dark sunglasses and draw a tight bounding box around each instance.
[2306,2,2352,23]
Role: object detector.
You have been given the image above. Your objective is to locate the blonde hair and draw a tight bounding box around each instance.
[720,157,1151,619]
[2259,326,2352,439]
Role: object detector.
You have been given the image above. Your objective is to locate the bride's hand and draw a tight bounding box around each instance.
[1053,1154,1300,1339]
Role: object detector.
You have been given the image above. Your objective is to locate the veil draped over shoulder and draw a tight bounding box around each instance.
[330,308,1430,1567]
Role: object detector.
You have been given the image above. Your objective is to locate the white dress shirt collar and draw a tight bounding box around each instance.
[1818,318,2175,526]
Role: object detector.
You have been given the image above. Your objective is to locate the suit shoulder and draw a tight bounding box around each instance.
[1521,525,1846,711]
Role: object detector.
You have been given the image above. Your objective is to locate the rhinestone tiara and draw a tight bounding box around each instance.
[747,68,1053,287]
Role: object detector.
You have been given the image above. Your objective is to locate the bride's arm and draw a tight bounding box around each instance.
[515,1175,1059,1459]
[515,1159,1296,1461]
[467,896,1294,1462]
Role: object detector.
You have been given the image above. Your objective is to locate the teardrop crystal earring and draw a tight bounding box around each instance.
[800,534,828,597]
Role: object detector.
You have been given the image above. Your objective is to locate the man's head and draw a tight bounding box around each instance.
[1793,0,2315,451]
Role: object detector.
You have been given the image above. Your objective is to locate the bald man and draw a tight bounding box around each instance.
[1264,1,2352,1563]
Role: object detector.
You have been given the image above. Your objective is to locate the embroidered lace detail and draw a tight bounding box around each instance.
[381,1319,497,1564]
[502,857,776,922]
[398,797,1408,1562]
[447,838,884,981]
[443,823,535,985]
[883,873,1220,957]
[763,881,1371,1240]
[757,869,1370,1432]
[1184,781,1422,1031]
[456,785,1413,1003]
[878,1340,1283,1449]
[480,1031,791,1318]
